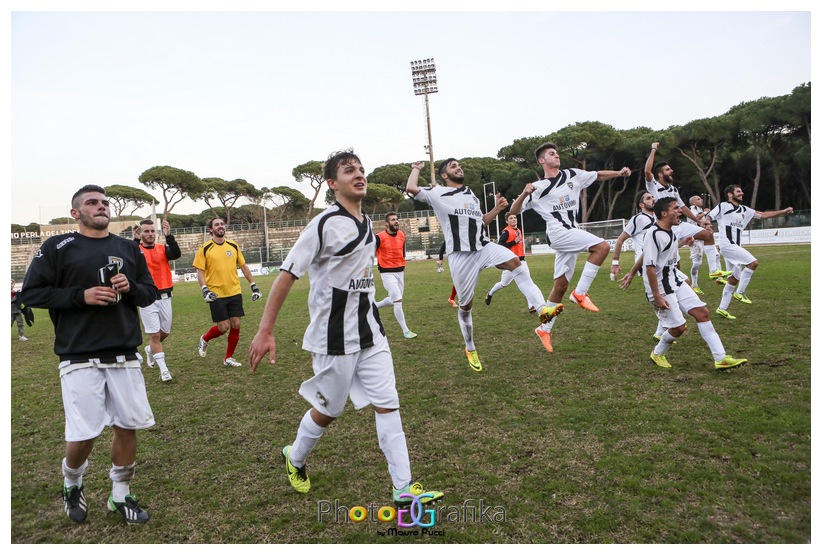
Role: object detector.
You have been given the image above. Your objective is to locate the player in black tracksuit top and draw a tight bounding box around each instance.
[23,231,157,361]
[21,185,159,526]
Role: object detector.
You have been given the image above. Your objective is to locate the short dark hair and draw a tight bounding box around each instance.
[207,217,224,230]
[724,184,741,198]
[323,149,362,181]
[438,158,458,180]
[653,162,669,177]
[653,197,678,219]
[635,191,651,210]
[534,142,558,163]
[139,219,154,227]
[71,185,105,208]
[384,212,397,222]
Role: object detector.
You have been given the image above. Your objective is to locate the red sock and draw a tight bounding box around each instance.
[203,326,223,342]
[449,286,457,301]
[226,327,240,359]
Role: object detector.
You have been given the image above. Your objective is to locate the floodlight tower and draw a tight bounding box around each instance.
[410,58,438,186]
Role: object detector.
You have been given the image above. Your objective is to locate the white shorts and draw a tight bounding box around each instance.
[673,221,707,241]
[652,284,706,329]
[719,244,757,278]
[449,244,518,306]
[689,240,704,263]
[546,229,603,281]
[379,271,405,302]
[59,361,155,442]
[139,296,173,334]
[300,337,399,418]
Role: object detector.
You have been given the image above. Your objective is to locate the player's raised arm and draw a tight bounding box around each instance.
[404,162,425,196]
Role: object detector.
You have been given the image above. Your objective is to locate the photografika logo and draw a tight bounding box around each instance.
[317,497,506,536]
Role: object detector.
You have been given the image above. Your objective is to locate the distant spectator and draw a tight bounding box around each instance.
[11,279,28,341]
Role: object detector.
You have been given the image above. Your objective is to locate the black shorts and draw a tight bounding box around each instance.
[209,294,245,322]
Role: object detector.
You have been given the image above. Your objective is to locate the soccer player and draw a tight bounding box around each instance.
[485,212,536,313]
[644,142,730,283]
[135,218,181,382]
[687,195,710,294]
[194,217,263,368]
[406,158,550,371]
[705,184,793,319]
[374,212,417,339]
[644,197,747,370]
[247,149,443,507]
[22,184,157,525]
[509,142,631,353]
[610,192,672,341]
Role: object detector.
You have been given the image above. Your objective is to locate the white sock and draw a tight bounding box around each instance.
[109,463,136,502]
[654,322,666,337]
[375,410,412,490]
[690,263,701,287]
[698,321,726,361]
[510,264,545,310]
[737,268,755,295]
[153,352,170,373]
[574,262,601,296]
[653,331,677,355]
[704,245,719,273]
[458,308,475,351]
[488,281,504,296]
[719,283,735,311]
[290,410,326,468]
[376,297,393,309]
[62,457,88,488]
[393,302,410,333]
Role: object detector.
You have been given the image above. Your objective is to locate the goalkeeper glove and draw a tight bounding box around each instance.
[202,286,218,302]
[250,282,262,302]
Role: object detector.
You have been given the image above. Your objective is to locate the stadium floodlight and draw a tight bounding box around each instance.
[410,58,438,186]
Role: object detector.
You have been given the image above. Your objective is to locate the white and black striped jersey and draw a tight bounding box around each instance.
[706,202,758,247]
[279,202,385,356]
[520,169,599,239]
[645,178,685,207]
[623,211,657,258]
[642,224,686,298]
[413,186,491,254]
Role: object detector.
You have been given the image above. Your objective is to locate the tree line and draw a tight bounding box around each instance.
[12,83,809,235]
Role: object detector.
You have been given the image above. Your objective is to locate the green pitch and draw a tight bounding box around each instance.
[10,245,811,543]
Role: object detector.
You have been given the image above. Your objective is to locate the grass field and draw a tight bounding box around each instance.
[9,244,811,544]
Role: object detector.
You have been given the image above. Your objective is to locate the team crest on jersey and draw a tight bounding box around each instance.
[226,251,233,258]
[568,182,574,190]
[107,256,124,271]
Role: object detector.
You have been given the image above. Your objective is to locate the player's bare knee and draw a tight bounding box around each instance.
[748,260,759,271]
[691,306,711,322]
[669,325,687,337]
[590,241,610,262]
[697,230,714,244]
[498,258,520,271]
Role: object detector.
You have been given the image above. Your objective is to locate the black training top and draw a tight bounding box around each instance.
[22,232,157,361]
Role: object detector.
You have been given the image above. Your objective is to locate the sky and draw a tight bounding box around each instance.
[5,1,814,225]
